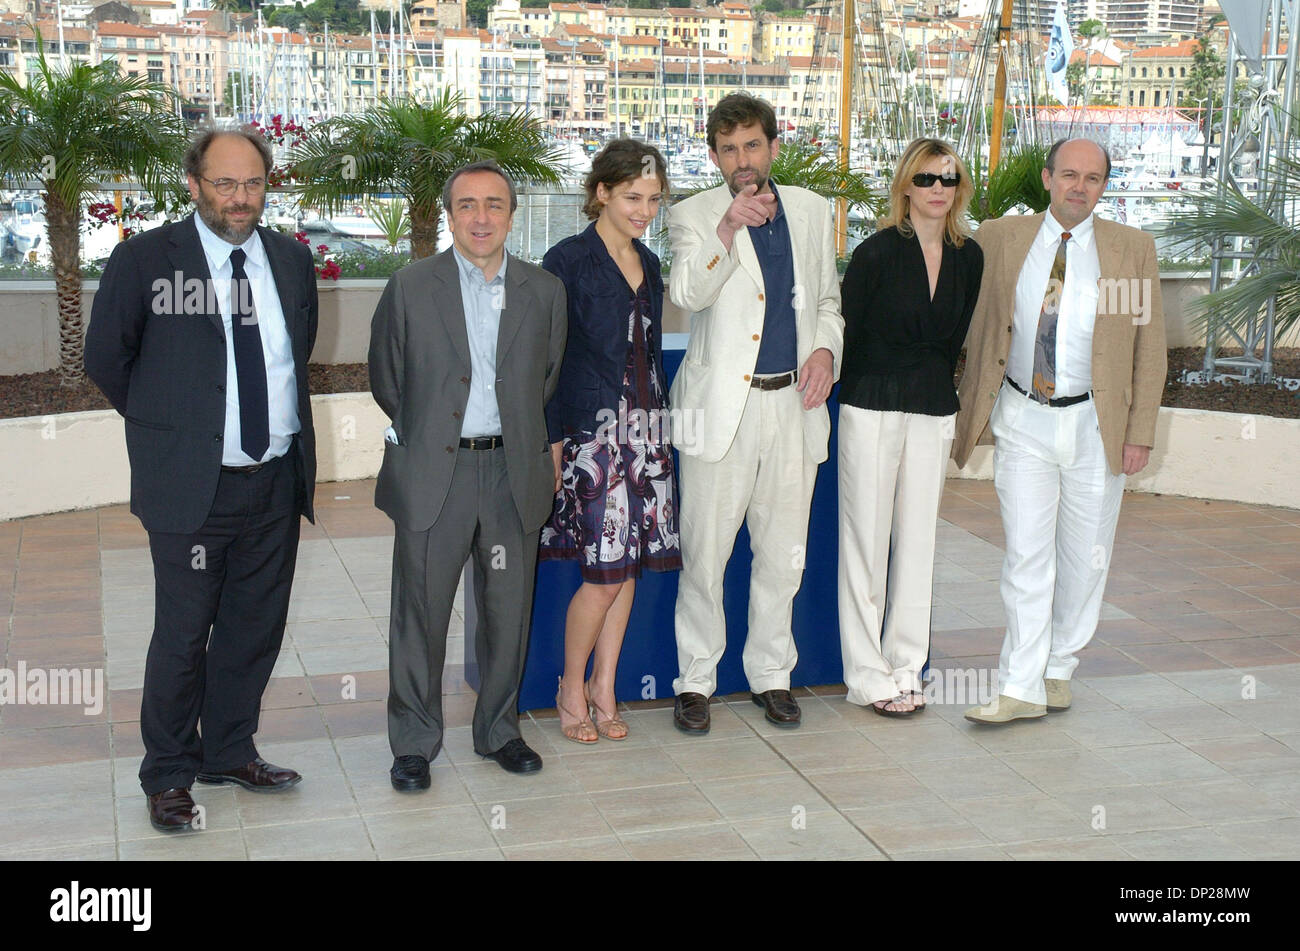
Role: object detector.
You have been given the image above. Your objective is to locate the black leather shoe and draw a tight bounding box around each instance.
[147,787,197,833]
[390,755,431,792]
[673,692,711,734]
[752,689,801,728]
[484,738,543,773]
[196,757,302,792]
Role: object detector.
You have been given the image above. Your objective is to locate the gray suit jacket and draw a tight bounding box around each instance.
[368,248,568,532]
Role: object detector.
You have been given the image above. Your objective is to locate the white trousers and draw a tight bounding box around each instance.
[837,406,953,705]
[673,384,817,697]
[990,382,1125,705]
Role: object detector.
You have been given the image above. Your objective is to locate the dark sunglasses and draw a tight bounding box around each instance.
[912,172,961,188]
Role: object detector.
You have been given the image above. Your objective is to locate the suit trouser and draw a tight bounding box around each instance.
[838,405,953,705]
[388,446,538,760]
[990,381,1125,705]
[139,452,300,796]
[673,384,817,698]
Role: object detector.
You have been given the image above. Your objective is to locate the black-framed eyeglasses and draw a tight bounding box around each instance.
[200,176,267,197]
[912,172,961,188]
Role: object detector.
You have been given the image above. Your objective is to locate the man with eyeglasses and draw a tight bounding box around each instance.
[86,127,319,832]
[953,138,1166,724]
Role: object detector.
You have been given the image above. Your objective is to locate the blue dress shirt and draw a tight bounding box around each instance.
[748,183,798,374]
[452,245,506,438]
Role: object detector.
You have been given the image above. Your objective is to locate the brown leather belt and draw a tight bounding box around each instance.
[751,371,797,391]
[1004,376,1090,408]
[459,435,504,450]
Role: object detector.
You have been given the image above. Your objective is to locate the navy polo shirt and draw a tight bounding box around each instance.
[748,183,798,374]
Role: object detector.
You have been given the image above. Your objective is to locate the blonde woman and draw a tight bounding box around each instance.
[838,138,983,716]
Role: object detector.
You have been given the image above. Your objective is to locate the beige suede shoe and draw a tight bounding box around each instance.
[964,694,1047,724]
[1044,679,1072,711]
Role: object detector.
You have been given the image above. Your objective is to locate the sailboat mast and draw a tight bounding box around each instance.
[989,0,1013,171]
[837,0,854,257]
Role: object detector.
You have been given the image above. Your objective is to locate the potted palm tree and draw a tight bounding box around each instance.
[0,46,188,383]
[1171,147,1300,348]
[287,90,566,260]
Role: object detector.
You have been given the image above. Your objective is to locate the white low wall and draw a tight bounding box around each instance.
[0,274,1236,375]
[3,396,1298,522]
[949,405,1300,508]
[0,394,389,521]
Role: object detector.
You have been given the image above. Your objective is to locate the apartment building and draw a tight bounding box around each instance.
[541,35,607,131]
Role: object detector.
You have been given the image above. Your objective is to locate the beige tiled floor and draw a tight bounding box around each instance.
[2,479,1299,860]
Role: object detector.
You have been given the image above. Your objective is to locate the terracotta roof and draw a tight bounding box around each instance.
[786,55,840,69]
[95,21,162,37]
[1070,49,1120,67]
[1131,39,1200,58]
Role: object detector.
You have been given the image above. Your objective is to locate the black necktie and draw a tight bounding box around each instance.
[229,248,269,461]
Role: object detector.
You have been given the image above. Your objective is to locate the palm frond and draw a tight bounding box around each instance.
[1172,142,1300,340]
[968,145,1050,222]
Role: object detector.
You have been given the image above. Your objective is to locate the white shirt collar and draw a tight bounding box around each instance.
[452,244,507,286]
[194,211,266,271]
[1040,209,1094,251]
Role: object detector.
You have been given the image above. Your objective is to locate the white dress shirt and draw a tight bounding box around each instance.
[1007,211,1101,399]
[194,213,299,465]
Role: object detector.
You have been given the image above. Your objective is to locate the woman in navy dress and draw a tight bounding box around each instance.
[540,140,680,743]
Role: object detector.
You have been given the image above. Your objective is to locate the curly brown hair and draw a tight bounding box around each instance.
[582,139,670,221]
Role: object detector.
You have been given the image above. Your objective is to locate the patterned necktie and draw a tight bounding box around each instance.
[1031,231,1071,403]
[229,248,269,461]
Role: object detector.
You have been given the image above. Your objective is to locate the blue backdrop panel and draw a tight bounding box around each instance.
[465,344,846,710]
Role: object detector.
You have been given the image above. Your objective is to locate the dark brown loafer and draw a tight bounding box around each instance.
[147,787,198,833]
[673,692,711,734]
[196,757,302,792]
[752,689,801,728]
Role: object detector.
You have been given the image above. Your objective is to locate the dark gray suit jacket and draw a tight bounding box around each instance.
[368,249,567,532]
[84,214,319,534]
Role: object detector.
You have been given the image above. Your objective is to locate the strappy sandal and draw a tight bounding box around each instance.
[871,694,919,718]
[905,690,927,713]
[556,677,597,744]
[584,681,629,741]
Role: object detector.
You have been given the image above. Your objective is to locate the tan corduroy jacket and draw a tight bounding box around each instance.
[951,212,1167,476]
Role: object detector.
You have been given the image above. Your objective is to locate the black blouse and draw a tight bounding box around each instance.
[838,225,984,416]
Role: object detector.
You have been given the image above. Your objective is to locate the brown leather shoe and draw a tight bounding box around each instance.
[752,689,801,728]
[147,787,197,833]
[673,692,711,734]
[196,758,302,792]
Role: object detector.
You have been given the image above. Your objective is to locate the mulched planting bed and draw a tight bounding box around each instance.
[3,348,1298,421]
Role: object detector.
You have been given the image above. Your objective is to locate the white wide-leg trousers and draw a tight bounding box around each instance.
[673,385,818,698]
[837,405,953,705]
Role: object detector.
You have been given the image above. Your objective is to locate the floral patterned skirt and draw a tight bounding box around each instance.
[539,426,682,585]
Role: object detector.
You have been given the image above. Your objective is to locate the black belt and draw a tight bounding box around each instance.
[751,370,797,391]
[222,457,280,475]
[1004,376,1091,408]
[459,435,504,450]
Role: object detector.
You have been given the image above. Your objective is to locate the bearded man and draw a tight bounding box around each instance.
[86,127,319,832]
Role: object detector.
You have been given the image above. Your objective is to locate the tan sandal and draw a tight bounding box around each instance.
[556,677,597,744]
[584,681,628,741]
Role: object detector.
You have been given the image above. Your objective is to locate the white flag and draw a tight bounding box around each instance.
[1046,0,1075,104]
